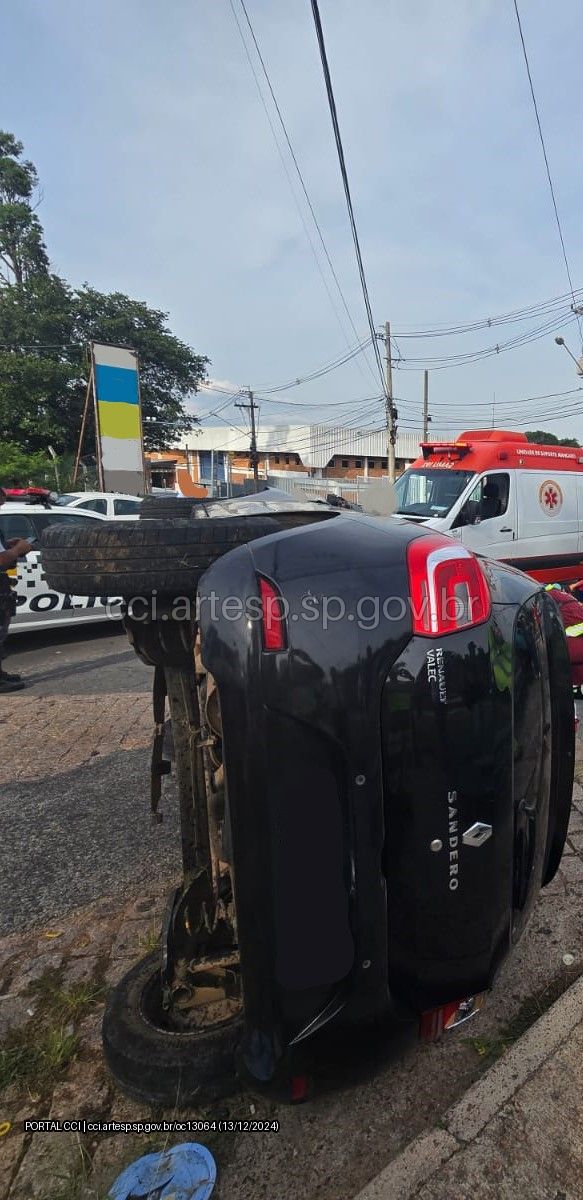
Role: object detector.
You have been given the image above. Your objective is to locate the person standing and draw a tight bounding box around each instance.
[0,487,34,692]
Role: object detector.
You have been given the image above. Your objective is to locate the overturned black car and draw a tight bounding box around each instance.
[41,492,574,1101]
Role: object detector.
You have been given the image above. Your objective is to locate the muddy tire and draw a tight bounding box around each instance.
[140,495,207,520]
[40,517,280,598]
[102,952,243,1104]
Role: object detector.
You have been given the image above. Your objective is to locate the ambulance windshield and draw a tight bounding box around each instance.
[395,469,475,518]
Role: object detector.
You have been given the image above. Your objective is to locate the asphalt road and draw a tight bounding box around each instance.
[5,617,150,695]
[1,620,180,936]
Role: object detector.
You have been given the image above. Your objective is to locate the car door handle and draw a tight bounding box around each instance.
[500,526,513,533]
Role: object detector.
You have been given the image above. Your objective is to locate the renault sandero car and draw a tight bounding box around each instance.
[41,497,574,1101]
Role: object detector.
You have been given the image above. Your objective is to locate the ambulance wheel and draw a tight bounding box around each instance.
[102,953,244,1105]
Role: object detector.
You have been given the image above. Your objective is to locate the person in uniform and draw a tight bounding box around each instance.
[0,487,34,692]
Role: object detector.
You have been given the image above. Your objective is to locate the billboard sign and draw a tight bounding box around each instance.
[91,343,145,495]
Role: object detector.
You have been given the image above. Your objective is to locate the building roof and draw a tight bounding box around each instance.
[176,424,438,468]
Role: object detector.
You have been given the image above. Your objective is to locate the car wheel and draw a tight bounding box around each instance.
[124,613,196,667]
[140,496,207,520]
[40,517,280,598]
[102,952,244,1105]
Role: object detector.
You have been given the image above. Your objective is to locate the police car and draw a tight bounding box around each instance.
[0,496,122,633]
[55,491,142,519]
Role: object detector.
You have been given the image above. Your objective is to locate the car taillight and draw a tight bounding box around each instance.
[258,576,286,651]
[419,993,485,1040]
[407,534,491,637]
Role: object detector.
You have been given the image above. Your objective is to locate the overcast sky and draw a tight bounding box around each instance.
[3,0,583,440]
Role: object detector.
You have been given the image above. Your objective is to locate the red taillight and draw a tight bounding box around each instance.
[259,576,286,651]
[407,534,491,637]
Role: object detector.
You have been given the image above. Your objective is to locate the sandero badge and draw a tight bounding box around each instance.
[40,495,575,1102]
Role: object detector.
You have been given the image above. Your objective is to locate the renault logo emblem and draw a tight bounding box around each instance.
[462,821,492,847]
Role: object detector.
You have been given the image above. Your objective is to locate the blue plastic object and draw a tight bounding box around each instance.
[107,1142,217,1200]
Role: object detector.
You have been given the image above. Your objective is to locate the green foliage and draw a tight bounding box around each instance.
[0,130,208,453]
[0,131,49,284]
[0,440,57,486]
[525,429,580,447]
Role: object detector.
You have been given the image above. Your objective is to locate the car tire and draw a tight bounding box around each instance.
[124,613,195,667]
[40,517,280,598]
[102,952,243,1104]
[140,495,207,520]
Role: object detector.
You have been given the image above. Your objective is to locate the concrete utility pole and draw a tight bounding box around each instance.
[384,321,397,483]
[235,390,260,492]
[423,370,430,441]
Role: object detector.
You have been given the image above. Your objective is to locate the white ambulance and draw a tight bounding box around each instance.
[394,429,583,586]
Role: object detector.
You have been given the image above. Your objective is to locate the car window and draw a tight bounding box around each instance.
[114,498,141,515]
[0,513,37,542]
[455,473,510,528]
[55,494,76,506]
[395,470,475,517]
[76,498,108,514]
[32,512,99,532]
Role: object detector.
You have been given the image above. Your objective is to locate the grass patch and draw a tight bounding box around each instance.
[0,1024,78,1094]
[44,1143,92,1200]
[466,959,582,1066]
[138,928,161,954]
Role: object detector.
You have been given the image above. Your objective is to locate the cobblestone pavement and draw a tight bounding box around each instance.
[0,691,180,936]
[0,693,152,785]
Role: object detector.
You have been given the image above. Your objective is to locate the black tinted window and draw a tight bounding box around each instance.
[33,512,98,532]
[114,498,141,514]
[77,498,107,514]
[0,513,37,542]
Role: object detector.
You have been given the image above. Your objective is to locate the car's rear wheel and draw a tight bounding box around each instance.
[102,952,244,1104]
[40,517,280,598]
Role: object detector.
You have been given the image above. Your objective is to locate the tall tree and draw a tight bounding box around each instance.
[0,132,49,286]
[0,130,208,454]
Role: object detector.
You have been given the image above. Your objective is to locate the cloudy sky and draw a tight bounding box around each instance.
[3,0,583,439]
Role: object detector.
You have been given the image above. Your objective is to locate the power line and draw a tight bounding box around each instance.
[228,0,378,391]
[234,0,379,389]
[512,0,583,350]
[309,0,387,397]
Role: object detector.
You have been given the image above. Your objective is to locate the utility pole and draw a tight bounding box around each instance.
[383,321,397,483]
[423,370,430,441]
[235,390,260,492]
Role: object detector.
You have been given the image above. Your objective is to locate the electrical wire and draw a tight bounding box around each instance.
[234,0,379,389]
[309,0,387,397]
[228,0,378,391]
[512,0,583,351]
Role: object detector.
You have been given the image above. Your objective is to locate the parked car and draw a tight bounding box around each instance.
[1,500,122,633]
[56,491,142,520]
[41,500,574,1102]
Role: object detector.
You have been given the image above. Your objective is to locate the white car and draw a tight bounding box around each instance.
[56,491,142,519]
[1,502,122,633]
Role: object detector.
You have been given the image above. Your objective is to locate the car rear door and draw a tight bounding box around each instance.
[5,511,121,630]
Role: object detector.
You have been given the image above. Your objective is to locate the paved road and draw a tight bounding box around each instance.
[1,622,180,936]
[5,618,150,695]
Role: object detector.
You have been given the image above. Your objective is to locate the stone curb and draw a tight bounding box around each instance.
[354,973,583,1200]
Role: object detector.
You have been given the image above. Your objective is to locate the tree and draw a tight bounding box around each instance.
[525,430,580,448]
[0,130,209,454]
[0,132,49,286]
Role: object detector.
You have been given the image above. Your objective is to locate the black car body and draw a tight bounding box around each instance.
[199,512,573,1078]
[42,500,574,1098]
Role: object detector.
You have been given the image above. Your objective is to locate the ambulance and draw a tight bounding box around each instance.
[394,429,583,585]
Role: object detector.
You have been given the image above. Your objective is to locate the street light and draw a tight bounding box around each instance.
[555,335,583,375]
